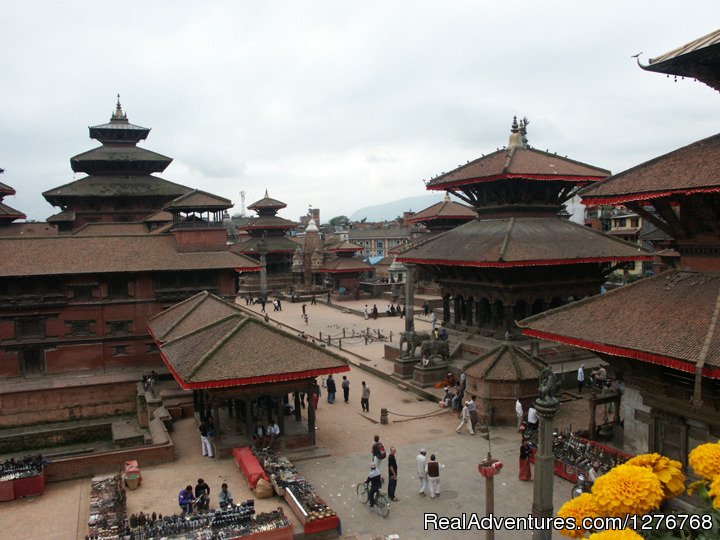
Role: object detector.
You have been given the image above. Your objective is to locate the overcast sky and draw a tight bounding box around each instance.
[1,1,718,223]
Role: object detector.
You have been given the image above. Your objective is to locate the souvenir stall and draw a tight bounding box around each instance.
[0,454,47,502]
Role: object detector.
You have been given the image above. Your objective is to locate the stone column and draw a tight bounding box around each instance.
[532,371,560,540]
[294,392,302,421]
[442,295,450,324]
[404,263,415,333]
[504,303,515,335]
[454,297,462,324]
[259,253,268,300]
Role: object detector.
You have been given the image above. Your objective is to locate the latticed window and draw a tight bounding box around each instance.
[16,318,45,340]
[107,320,132,335]
[67,320,94,336]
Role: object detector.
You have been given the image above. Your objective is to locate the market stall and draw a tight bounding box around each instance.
[0,455,47,502]
[254,447,340,535]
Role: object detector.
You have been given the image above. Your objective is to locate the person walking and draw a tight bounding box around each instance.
[326,374,336,404]
[260,298,266,313]
[456,401,474,434]
[311,294,316,305]
[303,313,309,325]
[388,447,399,501]
[199,419,214,458]
[327,290,332,303]
[431,310,436,331]
[361,381,370,412]
[372,304,378,320]
[422,302,430,316]
[302,303,307,316]
[341,376,350,404]
[363,305,369,320]
[277,298,282,311]
[425,454,444,498]
[519,440,533,481]
[577,364,585,393]
[400,304,405,319]
[515,398,524,431]
[467,395,478,431]
[416,449,428,496]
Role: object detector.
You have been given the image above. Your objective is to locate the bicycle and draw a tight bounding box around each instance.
[356,481,390,517]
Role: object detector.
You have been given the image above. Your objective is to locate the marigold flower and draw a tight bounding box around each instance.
[588,529,643,540]
[591,464,663,516]
[708,476,720,510]
[689,443,720,480]
[557,493,597,538]
[625,453,686,498]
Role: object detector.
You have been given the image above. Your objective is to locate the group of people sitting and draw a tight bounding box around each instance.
[439,372,466,410]
[178,480,235,514]
[251,420,281,450]
[385,304,404,317]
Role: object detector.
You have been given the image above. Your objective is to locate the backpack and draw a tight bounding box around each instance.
[373,442,387,460]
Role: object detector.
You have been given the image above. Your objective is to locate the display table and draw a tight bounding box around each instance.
[536,435,632,483]
[284,486,340,535]
[233,447,270,489]
[12,468,46,498]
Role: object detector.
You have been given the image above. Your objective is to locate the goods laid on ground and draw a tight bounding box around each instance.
[253,447,339,535]
[87,474,127,539]
[86,470,293,539]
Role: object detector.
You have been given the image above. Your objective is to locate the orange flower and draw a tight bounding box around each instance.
[708,476,720,510]
[592,464,663,516]
[625,453,685,498]
[689,442,720,480]
[588,529,643,540]
[557,493,597,538]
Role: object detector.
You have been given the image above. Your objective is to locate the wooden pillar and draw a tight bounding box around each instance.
[276,397,285,436]
[198,391,206,422]
[227,399,234,418]
[307,384,316,445]
[504,303,515,334]
[233,400,242,433]
[192,390,199,412]
[240,399,248,436]
[466,298,473,326]
[454,296,462,324]
[442,295,450,324]
[294,392,302,422]
[212,399,222,444]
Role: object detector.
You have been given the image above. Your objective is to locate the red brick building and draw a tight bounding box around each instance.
[0,101,260,428]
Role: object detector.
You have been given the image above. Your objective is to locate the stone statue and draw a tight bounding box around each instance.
[537,367,561,406]
[399,331,430,358]
[420,339,450,362]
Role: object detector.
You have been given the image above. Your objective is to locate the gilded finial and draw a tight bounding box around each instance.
[264,188,269,198]
[112,94,127,120]
[511,116,519,132]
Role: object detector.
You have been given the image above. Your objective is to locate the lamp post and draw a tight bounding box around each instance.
[478,451,503,540]
[531,367,561,540]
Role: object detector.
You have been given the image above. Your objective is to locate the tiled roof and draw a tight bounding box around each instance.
[349,227,409,240]
[319,257,374,273]
[70,145,172,174]
[426,147,609,190]
[641,28,720,91]
[43,175,193,200]
[0,235,261,277]
[148,292,349,389]
[580,133,720,204]
[397,217,651,267]
[406,197,477,223]
[0,182,16,196]
[164,189,232,211]
[47,210,76,223]
[518,271,720,378]
[608,228,640,236]
[231,236,300,254]
[72,222,148,236]
[237,216,297,230]
[0,202,26,220]
[327,240,364,252]
[0,222,57,237]
[247,192,287,211]
[144,210,173,223]
[464,343,547,381]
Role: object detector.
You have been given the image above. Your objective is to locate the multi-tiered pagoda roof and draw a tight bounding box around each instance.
[0,177,26,225]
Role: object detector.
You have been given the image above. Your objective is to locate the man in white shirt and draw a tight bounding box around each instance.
[577,364,585,393]
[515,398,523,431]
[266,421,280,450]
[456,402,474,434]
[527,406,539,430]
[416,449,428,496]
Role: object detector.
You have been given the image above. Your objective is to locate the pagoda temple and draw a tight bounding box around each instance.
[397,118,651,336]
[519,29,720,463]
[406,193,476,235]
[0,172,26,226]
[317,240,374,291]
[234,190,299,295]
[43,96,192,231]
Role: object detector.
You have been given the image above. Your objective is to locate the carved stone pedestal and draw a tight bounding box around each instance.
[413,361,449,387]
[394,356,420,379]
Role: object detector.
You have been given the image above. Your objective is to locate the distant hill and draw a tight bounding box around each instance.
[349,194,451,222]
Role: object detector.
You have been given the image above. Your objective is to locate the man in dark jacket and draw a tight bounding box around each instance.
[194,478,210,511]
[326,374,336,403]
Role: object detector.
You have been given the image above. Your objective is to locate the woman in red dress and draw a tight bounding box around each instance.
[519,440,532,481]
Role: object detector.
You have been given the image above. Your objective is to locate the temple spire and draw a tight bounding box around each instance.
[112,94,127,122]
[507,115,529,149]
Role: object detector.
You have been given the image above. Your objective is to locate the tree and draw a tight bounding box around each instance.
[328,215,350,227]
